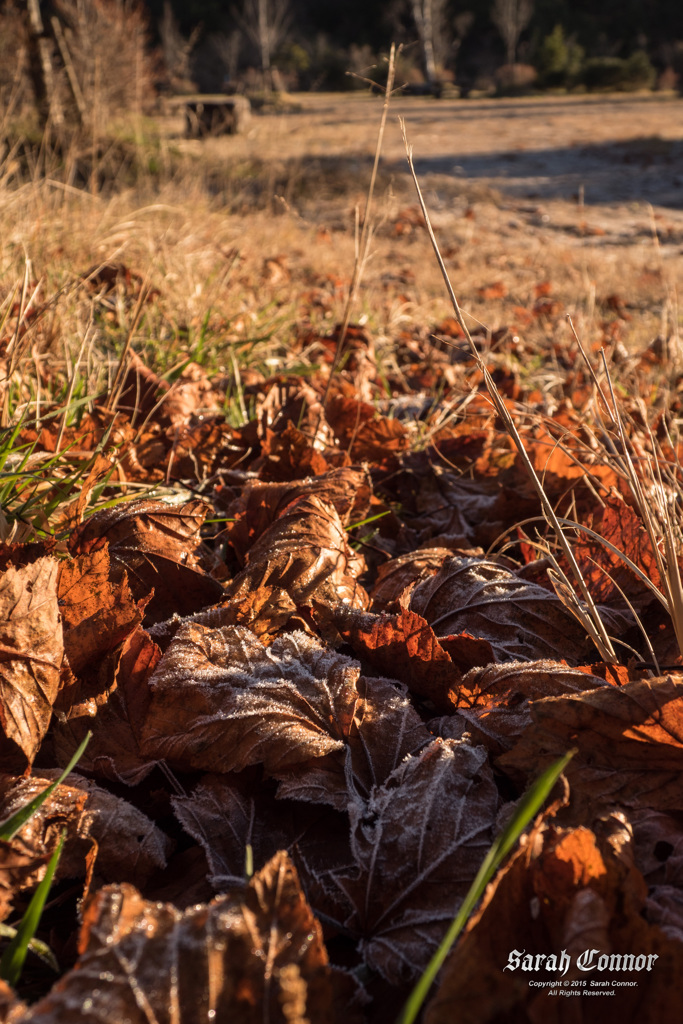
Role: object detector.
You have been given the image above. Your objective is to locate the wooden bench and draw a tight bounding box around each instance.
[167,95,252,138]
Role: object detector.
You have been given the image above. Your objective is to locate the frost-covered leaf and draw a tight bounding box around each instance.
[313,738,498,983]
[172,773,352,891]
[141,626,428,807]
[499,675,683,812]
[0,557,62,770]
[70,498,223,624]
[26,852,360,1024]
[225,493,369,610]
[409,553,615,662]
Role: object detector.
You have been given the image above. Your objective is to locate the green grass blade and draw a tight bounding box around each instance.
[0,924,59,973]
[0,731,92,842]
[345,510,391,531]
[0,831,65,987]
[397,749,575,1024]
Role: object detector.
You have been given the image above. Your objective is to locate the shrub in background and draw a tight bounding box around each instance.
[534,25,584,89]
[582,51,656,92]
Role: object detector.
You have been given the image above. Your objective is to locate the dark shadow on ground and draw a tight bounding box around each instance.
[392,137,683,208]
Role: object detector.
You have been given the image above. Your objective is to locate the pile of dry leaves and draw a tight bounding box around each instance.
[1,302,683,1024]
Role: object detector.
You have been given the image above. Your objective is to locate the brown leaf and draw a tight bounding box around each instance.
[0,557,62,770]
[371,547,451,609]
[569,494,663,612]
[70,498,224,624]
[258,421,330,480]
[172,772,353,891]
[311,738,498,983]
[424,817,683,1024]
[0,979,25,1022]
[162,361,223,426]
[114,350,167,423]
[431,660,609,755]
[0,770,171,888]
[57,543,145,675]
[225,493,369,611]
[27,853,360,1024]
[499,675,683,812]
[53,625,161,786]
[645,886,683,943]
[140,626,428,807]
[0,835,50,923]
[630,808,683,887]
[227,466,372,566]
[409,554,606,663]
[330,606,465,712]
[214,582,298,640]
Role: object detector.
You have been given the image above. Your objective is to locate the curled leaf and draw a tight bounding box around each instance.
[141,626,428,807]
[0,557,62,770]
[225,494,368,610]
[410,554,609,663]
[26,852,360,1024]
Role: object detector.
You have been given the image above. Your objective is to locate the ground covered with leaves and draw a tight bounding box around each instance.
[2,98,683,1020]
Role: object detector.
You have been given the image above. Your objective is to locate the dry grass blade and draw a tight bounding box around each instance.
[106,275,152,414]
[316,43,398,440]
[570,319,683,662]
[400,119,618,664]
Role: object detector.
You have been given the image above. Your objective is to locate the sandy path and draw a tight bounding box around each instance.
[225,91,683,209]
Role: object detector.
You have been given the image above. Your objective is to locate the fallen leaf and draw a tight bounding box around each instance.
[409,554,601,663]
[57,542,145,675]
[568,493,662,612]
[53,625,161,786]
[424,816,683,1024]
[162,361,223,426]
[227,466,372,565]
[258,421,330,480]
[225,494,368,611]
[0,835,50,923]
[645,886,683,943]
[26,852,360,1024]
[0,771,171,888]
[114,350,167,423]
[140,626,428,808]
[0,557,62,770]
[0,978,24,1021]
[70,498,224,624]
[329,606,468,712]
[310,738,498,983]
[371,548,451,609]
[172,772,353,891]
[431,660,609,755]
[630,808,683,886]
[499,675,683,812]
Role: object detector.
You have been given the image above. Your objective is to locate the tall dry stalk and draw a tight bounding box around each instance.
[400,117,619,663]
[316,43,399,442]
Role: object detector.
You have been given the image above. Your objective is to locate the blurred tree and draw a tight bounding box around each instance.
[492,0,533,64]
[234,0,291,89]
[409,0,445,88]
